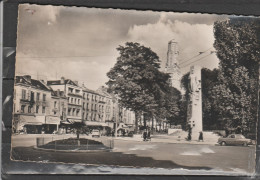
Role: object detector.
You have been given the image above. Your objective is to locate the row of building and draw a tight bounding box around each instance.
[13,75,135,134]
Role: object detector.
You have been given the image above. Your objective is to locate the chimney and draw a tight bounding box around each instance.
[23,75,31,83]
[61,77,65,84]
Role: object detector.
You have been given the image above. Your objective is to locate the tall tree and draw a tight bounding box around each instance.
[106,42,170,133]
[213,18,260,134]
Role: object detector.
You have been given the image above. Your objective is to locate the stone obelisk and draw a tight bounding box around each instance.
[188,65,203,140]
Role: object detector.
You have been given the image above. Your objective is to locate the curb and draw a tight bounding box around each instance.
[34,146,112,153]
[114,138,218,145]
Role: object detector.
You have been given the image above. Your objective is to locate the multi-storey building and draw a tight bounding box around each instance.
[47,77,83,124]
[97,86,135,132]
[13,75,55,134]
[81,86,107,133]
[48,90,68,133]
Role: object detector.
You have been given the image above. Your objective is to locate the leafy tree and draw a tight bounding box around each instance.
[106,42,171,133]
[213,18,260,135]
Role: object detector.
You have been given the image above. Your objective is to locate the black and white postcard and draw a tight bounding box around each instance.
[11,4,259,175]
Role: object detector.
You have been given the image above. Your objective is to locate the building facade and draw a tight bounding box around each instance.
[13,75,53,134]
[47,77,83,124]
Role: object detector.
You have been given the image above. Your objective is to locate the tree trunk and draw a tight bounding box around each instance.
[134,111,141,134]
[151,115,154,133]
[143,112,147,128]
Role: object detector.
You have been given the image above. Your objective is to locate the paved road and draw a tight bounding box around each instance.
[11,134,255,174]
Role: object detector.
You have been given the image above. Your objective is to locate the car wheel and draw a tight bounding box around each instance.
[221,141,226,146]
[243,142,248,147]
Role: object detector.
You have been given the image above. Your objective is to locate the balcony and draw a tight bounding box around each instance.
[67,92,82,97]
[68,102,82,107]
[20,99,35,106]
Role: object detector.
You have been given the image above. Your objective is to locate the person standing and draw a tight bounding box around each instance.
[143,129,147,141]
[198,131,203,142]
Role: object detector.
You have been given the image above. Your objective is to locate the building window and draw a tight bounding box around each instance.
[68,88,73,93]
[86,113,88,120]
[28,106,31,113]
[42,106,46,113]
[36,93,40,101]
[78,99,80,104]
[54,111,56,115]
[91,104,93,110]
[73,108,76,116]
[22,89,26,100]
[82,112,85,119]
[83,93,85,99]
[76,89,80,94]
[43,94,46,101]
[74,98,77,104]
[14,89,16,100]
[36,105,39,113]
[68,108,71,116]
[21,105,25,113]
[77,109,80,116]
[83,102,85,109]
[87,103,89,110]
[87,94,89,100]
[71,98,73,103]
[30,91,34,101]
[92,95,94,101]
[54,101,57,108]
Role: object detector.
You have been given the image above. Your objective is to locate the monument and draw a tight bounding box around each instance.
[187,65,203,140]
[165,39,182,92]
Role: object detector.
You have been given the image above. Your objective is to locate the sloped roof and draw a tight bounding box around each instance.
[47,79,78,86]
[15,76,51,91]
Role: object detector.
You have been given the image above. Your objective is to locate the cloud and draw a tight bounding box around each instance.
[16,5,223,90]
[127,13,219,73]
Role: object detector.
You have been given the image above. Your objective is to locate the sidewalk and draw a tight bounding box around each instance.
[114,135,218,145]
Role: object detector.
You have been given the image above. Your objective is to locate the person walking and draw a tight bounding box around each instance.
[198,131,204,142]
[143,129,147,141]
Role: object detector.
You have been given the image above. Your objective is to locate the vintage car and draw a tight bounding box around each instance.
[91,129,101,138]
[217,134,252,146]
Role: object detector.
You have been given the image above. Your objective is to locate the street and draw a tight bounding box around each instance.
[11,134,255,174]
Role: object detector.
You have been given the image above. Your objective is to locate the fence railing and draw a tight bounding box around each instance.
[36,137,114,151]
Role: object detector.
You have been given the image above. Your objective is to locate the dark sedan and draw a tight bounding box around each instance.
[218,134,252,146]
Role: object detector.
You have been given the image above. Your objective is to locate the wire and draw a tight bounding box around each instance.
[180,53,214,68]
[179,47,213,65]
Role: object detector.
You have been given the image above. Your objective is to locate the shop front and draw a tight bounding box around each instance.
[84,121,110,136]
[43,116,61,134]
[14,114,45,134]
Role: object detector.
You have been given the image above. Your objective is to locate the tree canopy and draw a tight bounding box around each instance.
[107,42,178,132]
[212,18,260,134]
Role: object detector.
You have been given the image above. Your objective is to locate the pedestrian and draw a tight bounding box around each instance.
[147,130,151,141]
[198,131,203,142]
[143,129,147,141]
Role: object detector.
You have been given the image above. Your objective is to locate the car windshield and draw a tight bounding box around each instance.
[236,135,245,139]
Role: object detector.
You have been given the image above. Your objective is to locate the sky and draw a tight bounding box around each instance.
[16,4,229,90]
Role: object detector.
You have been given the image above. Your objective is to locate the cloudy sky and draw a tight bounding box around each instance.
[16,4,228,90]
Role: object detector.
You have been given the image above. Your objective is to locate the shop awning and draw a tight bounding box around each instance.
[68,119,82,124]
[20,115,44,125]
[60,120,71,124]
[45,116,60,125]
[118,123,128,128]
[84,121,108,127]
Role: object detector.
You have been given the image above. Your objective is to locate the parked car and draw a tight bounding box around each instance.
[218,134,252,146]
[91,129,100,138]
